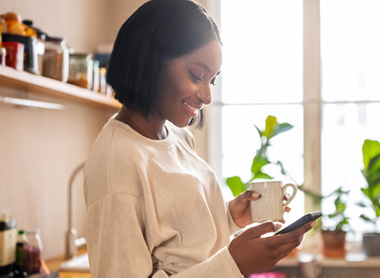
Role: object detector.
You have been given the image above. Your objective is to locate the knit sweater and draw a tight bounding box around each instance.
[84,117,243,277]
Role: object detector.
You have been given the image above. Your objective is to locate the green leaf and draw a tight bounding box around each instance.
[263,115,277,139]
[360,214,375,224]
[357,201,368,208]
[254,125,263,138]
[226,176,247,197]
[362,139,380,169]
[251,155,270,176]
[272,123,294,138]
[361,188,371,199]
[251,172,273,181]
[336,203,346,214]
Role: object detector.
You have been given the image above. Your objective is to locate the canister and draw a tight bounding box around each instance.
[42,37,69,82]
[68,53,93,89]
[0,218,17,277]
[2,41,24,71]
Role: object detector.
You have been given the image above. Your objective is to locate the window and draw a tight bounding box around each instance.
[211,0,380,238]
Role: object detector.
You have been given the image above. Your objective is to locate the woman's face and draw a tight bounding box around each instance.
[154,40,222,127]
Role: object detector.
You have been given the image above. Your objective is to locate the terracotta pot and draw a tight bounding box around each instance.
[321,230,346,258]
[362,232,380,257]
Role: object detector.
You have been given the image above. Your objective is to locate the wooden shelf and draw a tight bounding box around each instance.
[0,65,121,109]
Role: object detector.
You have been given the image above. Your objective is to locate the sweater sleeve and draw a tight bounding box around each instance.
[86,192,154,277]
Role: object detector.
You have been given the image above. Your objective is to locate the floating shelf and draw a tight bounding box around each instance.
[0,65,121,109]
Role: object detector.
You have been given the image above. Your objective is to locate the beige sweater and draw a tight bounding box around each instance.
[84,117,243,277]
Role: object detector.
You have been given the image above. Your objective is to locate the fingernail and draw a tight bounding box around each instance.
[251,192,261,198]
[310,220,317,228]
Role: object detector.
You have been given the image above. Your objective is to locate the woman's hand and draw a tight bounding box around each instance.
[228,220,317,275]
[229,190,292,227]
[229,190,261,228]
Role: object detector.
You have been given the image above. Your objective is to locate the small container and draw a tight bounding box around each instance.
[0,48,6,66]
[92,60,100,92]
[68,53,93,89]
[0,218,17,277]
[98,67,107,94]
[15,230,27,276]
[42,37,69,82]
[23,230,43,275]
[2,41,24,71]
[2,34,40,74]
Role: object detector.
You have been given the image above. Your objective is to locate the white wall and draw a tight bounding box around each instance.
[0,0,216,260]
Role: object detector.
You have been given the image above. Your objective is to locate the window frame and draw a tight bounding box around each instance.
[206,0,322,212]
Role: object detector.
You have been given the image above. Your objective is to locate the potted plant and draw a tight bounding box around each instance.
[357,139,380,256]
[225,115,352,258]
[226,115,293,197]
[319,186,351,258]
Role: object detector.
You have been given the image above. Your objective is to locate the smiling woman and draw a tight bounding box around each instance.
[83,0,314,277]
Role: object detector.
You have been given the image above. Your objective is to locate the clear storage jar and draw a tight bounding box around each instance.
[42,37,69,82]
[23,229,43,275]
[68,53,93,89]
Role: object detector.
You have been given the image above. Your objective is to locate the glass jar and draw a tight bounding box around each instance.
[42,37,69,82]
[0,218,17,277]
[68,53,93,89]
[23,230,43,276]
[98,67,107,94]
[92,60,100,92]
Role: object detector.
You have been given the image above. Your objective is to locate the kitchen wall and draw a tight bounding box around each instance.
[0,0,216,260]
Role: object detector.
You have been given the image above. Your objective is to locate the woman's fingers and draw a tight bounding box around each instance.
[239,221,276,239]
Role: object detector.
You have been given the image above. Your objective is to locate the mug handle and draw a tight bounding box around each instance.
[282,183,297,210]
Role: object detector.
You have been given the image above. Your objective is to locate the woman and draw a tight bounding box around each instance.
[84,0,315,277]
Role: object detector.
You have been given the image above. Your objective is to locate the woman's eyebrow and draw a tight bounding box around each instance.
[190,61,211,72]
[190,62,221,76]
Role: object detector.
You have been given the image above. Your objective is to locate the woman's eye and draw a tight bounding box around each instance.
[189,70,202,82]
[210,77,217,86]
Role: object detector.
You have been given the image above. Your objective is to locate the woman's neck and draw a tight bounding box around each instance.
[115,106,167,140]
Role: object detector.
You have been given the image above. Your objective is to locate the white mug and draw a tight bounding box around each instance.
[249,180,297,222]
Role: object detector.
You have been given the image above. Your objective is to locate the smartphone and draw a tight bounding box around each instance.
[275,211,322,235]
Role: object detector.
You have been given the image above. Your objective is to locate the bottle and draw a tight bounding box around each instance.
[15,230,27,277]
[23,230,42,276]
[0,213,17,278]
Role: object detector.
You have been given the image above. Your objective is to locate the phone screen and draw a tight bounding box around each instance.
[275,211,321,235]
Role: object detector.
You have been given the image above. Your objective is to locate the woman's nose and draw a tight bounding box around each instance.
[197,85,213,105]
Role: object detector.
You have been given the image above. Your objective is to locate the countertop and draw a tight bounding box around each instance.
[45,248,90,278]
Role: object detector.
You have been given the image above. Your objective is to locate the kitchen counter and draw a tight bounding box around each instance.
[46,249,90,278]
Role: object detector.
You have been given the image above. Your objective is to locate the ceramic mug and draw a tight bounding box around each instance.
[249,180,297,222]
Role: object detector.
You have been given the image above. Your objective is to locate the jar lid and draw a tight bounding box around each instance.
[71,53,93,59]
[45,36,66,43]
[0,219,16,231]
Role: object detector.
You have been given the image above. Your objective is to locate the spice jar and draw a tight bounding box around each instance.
[68,53,93,89]
[42,37,69,82]
[23,230,43,276]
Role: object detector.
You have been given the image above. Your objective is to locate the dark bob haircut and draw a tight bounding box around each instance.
[106,0,221,128]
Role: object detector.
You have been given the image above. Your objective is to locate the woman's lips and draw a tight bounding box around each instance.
[183,100,202,118]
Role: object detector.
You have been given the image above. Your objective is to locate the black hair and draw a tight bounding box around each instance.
[106,0,221,128]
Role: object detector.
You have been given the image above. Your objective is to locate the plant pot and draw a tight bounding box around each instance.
[321,230,346,258]
[362,232,380,257]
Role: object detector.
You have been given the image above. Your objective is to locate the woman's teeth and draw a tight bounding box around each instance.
[183,101,197,112]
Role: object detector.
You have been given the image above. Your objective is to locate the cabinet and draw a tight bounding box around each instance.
[0,66,121,109]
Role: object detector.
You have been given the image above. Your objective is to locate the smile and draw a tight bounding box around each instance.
[183,101,203,117]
